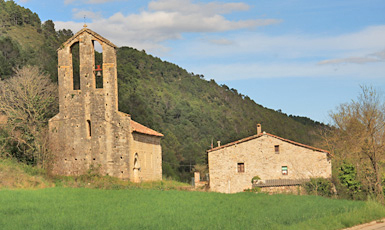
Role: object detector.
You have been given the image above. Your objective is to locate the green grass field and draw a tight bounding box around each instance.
[0,188,384,230]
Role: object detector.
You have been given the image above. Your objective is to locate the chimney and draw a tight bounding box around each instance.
[257,124,262,135]
[217,141,221,147]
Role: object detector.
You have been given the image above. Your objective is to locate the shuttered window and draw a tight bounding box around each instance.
[237,163,244,173]
[275,145,280,154]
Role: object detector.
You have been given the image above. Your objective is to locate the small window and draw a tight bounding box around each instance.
[275,145,280,154]
[282,166,288,175]
[87,120,92,137]
[237,163,244,173]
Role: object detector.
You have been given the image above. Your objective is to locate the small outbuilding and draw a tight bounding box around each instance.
[207,124,331,193]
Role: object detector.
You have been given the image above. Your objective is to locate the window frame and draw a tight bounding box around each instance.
[275,145,280,154]
[282,166,288,175]
[237,162,245,173]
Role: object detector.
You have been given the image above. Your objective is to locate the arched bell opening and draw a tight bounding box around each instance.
[70,42,80,90]
[93,40,103,89]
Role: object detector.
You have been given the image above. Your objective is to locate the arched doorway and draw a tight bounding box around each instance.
[133,153,140,183]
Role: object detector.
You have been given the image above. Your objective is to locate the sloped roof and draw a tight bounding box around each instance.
[207,132,329,154]
[58,26,117,50]
[131,120,163,137]
[253,179,311,187]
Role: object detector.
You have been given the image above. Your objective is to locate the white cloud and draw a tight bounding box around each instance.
[87,0,116,3]
[370,49,385,59]
[55,0,280,53]
[54,1,385,82]
[208,38,234,45]
[72,9,103,20]
[318,49,385,66]
[194,61,385,81]
[182,25,385,59]
[148,0,250,16]
[65,0,118,4]
[318,57,382,65]
[162,25,385,80]
[64,0,76,4]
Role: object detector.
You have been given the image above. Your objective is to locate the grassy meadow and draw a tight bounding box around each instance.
[1,187,385,230]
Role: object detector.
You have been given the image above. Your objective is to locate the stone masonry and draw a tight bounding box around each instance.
[49,26,162,182]
[208,125,331,193]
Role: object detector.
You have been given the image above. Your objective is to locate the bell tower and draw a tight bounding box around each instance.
[49,27,132,178]
[49,26,163,182]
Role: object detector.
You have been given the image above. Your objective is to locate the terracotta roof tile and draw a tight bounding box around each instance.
[131,120,163,137]
[207,132,329,154]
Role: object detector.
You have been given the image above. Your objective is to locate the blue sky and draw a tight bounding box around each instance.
[16,0,385,123]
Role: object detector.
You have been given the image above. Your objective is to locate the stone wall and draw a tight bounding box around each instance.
[208,133,331,193]
[131,132,162,181]
[260,185,306,195]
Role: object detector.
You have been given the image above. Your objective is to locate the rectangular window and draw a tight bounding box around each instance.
[275,145,280,154]
[237,163,244,173]
[282,166,288,175]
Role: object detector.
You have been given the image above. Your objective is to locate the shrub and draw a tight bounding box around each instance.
[338,162,362,197]
[244,187,261,193]
[251,175,261,183]
[304,178,334,197]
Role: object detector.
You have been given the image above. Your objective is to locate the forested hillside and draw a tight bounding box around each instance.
[0,0,72,79]
[0,0,326,181]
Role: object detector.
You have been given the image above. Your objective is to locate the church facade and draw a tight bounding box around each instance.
[48,27,162,182]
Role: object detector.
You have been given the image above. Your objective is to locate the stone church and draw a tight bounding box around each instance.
[49,26,163,182]
[208,124,331,193]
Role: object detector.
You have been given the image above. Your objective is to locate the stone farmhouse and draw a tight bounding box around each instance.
[49,26,163,182]
[207,124,331,193]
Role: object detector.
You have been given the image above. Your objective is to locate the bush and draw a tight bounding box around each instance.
[244,187,261,193]
[251,175,261,183]
[304,178,334,197]
[338,162,362,197]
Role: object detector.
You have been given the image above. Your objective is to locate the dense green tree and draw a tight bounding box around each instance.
[0,36,20,78]
[337,162,363,199]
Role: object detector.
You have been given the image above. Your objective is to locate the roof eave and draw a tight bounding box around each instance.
[207,132,330,154]
[57,27,117,51]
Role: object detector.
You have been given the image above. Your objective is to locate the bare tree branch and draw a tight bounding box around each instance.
[325,85,385,203]
[0,66,58,166]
